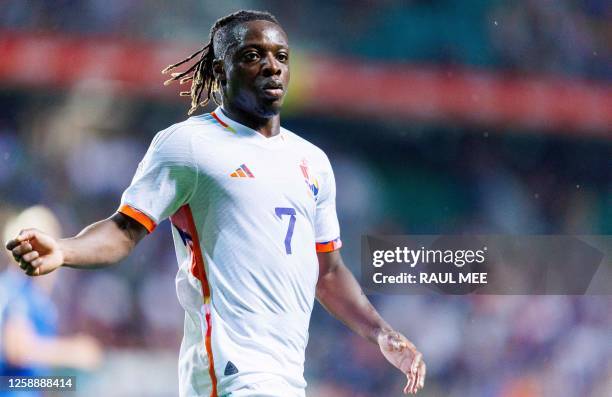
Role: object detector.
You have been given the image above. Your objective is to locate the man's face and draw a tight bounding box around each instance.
[219,20,290,118]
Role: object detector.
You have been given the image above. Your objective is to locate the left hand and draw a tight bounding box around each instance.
[377,329,426,394]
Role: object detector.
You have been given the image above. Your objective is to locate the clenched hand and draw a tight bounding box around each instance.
[5,229,64,276]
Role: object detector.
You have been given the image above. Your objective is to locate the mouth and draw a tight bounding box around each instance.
[261,81,284,99]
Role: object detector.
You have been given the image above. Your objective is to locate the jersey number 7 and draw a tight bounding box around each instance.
[275,207,296,254]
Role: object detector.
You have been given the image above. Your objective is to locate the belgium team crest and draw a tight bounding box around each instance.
[299,158,319,201]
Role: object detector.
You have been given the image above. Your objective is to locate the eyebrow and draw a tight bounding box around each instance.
[236,42,289,52]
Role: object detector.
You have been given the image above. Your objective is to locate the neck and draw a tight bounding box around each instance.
[221,103,280,138]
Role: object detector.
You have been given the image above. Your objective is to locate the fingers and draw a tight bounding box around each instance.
[31,258,44,268]
[409,360,426,394]
[22,251,40,263]
[10,241,42,276]
[410,351,423,380]
[410,354,425,394]
[5,229,37,249]
[404,374,415,395]
[11,242,33,268]
[11,242,33,257]
[5,236,25,250]
[22,258,46,277]
[25,266,38,277]
[405,373,421,395]
[19,258,28,270]
[378,330,425,394]
[418,361,426,389]
[402,351,425,394]
[5,238,19,251]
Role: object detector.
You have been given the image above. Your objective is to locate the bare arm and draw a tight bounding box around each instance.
[5,212,147,276]
[316,250,426,394]
[61,213,147,268]
[316,250,391,343]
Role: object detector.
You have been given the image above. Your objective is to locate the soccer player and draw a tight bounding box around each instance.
[6,10,425,397]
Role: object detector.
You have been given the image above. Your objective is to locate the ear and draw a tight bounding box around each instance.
[212,59,226,85]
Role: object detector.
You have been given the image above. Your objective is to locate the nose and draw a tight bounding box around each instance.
[261,53,281,77]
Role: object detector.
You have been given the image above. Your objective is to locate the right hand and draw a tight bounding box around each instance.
[5,229,64,276]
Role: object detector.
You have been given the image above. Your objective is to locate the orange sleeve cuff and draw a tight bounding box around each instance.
[118,204,157,233]
[316,238,342,253]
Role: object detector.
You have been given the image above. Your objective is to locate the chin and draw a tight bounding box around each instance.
[255,99,283,118]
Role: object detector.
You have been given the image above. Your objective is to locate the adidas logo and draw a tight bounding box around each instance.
[230,164,254,178]
[224,361,239,376]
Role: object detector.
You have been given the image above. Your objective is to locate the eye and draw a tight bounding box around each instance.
[243,51,260,62]
[277,52,289,63]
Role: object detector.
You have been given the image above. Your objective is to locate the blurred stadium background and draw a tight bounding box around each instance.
[0,1,610,396]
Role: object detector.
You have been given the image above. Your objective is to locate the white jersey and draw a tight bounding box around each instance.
[119,107,342,397]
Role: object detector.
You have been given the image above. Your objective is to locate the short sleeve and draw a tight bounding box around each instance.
[118,127,197,232]
[314,156,342,252]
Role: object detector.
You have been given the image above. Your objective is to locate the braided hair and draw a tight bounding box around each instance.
[162,10,280,115]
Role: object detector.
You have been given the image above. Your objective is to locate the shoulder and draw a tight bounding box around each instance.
[281,127,332,169]
[150,113,221,151]
[144,114,228,167]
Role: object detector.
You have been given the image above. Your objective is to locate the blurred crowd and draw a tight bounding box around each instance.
[0,0,611,396]
[0,0,610,81]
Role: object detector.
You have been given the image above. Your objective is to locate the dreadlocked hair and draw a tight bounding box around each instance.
[162,10,280,115]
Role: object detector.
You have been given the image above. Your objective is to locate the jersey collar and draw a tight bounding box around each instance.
[212,106,286,145]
